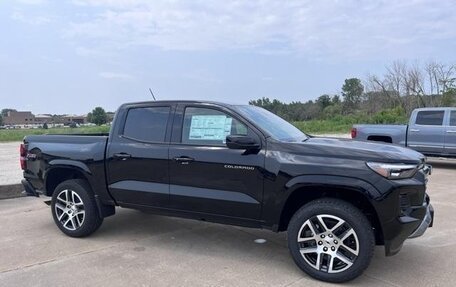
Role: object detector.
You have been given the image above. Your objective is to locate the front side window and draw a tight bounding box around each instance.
[415,110,444,126]
[182,107,248,146]
[123,106,170,142]
[450,111,456,126]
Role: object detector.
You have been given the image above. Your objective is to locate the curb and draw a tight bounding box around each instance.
[0,184,25,200]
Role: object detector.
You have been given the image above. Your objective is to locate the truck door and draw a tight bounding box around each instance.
[407,110,445,155]
[444,110,456,156]
[106,104,173,207]
[168,104,265,220]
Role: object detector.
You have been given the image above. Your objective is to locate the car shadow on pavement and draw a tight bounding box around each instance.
[83,209,427,286]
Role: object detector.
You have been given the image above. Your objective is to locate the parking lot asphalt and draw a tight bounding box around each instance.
[0,158,454,287]
[0,141,22,185]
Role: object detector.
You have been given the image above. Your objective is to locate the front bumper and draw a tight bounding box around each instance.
[408,203,434,238]
[383,191,434,256]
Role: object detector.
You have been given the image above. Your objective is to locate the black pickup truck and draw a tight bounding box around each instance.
[21,100,433,283]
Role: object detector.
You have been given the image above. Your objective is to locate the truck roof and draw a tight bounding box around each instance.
[120,100,244,108]
[413,107,456,111]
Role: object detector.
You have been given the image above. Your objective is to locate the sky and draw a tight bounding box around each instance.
[0,0,455,114]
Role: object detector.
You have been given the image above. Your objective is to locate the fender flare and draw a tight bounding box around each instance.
[268,175,383,232]
[47,159,92,175]
[44,161,115,218]
[44,160,93,192]
[285,175,381,198]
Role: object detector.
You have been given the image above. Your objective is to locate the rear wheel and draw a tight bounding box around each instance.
[51,179,103,237]
[287,198,375,283]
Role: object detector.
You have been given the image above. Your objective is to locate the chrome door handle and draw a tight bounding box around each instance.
[173,156,194,165]
[113,153,132,160]
[447,130,456,133]
[410,129,420,132]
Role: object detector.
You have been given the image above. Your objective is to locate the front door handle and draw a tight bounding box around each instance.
[173,156,194,164]
[447,130,456,133]
[113,153,132,160]
[410,129,420,132]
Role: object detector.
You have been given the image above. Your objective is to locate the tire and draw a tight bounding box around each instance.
[287,198,375,283]
[51,179,103,237]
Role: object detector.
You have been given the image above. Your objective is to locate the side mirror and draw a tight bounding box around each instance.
[226,135,260,150]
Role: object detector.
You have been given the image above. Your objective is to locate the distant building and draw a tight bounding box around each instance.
[63,115,87,125]
[2,111,87,126]
[106,112,115,123]
[34,114,52,124]
[3,111,35,125]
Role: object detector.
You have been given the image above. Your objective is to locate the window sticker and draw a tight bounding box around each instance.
[189,115,232,141]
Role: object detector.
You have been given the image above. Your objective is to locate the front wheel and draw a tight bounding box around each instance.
[51,179,103,237]
[287,198,375,283]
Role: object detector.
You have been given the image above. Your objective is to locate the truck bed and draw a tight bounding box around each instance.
[353,124,407,145]
[23,134,112,203]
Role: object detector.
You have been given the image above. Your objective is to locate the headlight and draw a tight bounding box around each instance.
[366,162,418,179]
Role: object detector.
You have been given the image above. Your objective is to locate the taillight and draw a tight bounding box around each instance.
[20,144,27,170]
[351,127,357,138]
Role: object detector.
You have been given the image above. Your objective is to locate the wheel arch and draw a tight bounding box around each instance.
[367,135,392,143]
[44,164,91,196]
[278,177,384,245]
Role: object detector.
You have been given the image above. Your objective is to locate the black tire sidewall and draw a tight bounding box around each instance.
[51,179,103,237]
[287,198,375,283]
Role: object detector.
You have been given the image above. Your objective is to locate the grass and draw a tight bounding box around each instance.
[0,126,110,142]
[293,108,409,135]
[293,120,353,134]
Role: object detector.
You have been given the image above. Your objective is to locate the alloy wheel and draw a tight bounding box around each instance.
[297,214,359,273]
[54,189,85,231]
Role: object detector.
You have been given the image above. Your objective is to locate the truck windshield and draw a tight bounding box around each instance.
[235,105,308,142]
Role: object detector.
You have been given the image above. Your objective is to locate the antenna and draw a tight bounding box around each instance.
[149,88,157,101]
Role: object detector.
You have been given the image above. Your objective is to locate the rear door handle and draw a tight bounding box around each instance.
[113,153,132,160]
[173,156,194,164]
[410,129,420,132]
[447,130,456,133]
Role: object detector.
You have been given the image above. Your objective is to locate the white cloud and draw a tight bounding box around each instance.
[99,72,134,80]
[11,10,51,25]
[181,69,221,84]
[65,0,456,60]
[15,0,47,5]
[40,55,63,63]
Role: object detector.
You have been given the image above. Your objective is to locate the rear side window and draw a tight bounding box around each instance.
[123,106,170,142]
[450,111,456,126]
[415,111,444,126]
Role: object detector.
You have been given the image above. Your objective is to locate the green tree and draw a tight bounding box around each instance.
[1,108,16,117]
[0,114,3,126]
[341,78,364,112]
[87,112,93,123]
[442,88,456,106]
[89,107,107,125]
[331,95,341,105]
[316,94,332,110]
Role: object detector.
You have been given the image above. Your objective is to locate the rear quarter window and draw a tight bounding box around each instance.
[450,111,456,126]
[123,106,170,142]
[415,110,445,126]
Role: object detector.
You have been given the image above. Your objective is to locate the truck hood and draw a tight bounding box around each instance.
[282,137,424,164]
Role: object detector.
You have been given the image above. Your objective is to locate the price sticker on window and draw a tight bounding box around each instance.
[189,115,232,142]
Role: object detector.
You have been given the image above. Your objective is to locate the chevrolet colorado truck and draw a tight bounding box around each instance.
[352,107,456,157]
[21,101,433,283]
